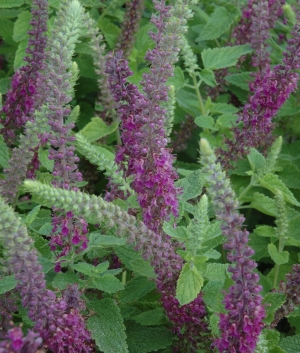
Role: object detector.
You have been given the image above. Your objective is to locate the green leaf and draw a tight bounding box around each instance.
[255,225,276,238]
[247,148,266,174]
[80,117,119,142]
[126,322,173,353]
[263,292,286,324]
[167,66,186,90]
[248,233,270,260]
[0,77,11,94]
[115,245,156,279]
[38,257,53,274]
[202,280,225,312]
[210,103,239,115]
[162,223,188,241]
[119,276,156,304]
[176,263,204,305]
[199,69,217,87]
[258,174,300,206]
[0,0,24,7]
[0,135,10,168]
[279,335,300,353]
[88,232,126,248]
[72,262,97,276]
[267,244,289,265]
[92,275,124,294]
[75,55,95,79]
[52,272,79,290]
[98,18,121,49]
[250,192,277,217]
[277,160,300,189]
[14,38,28,68]
[176,169,204,201]
[0,8,22,17]
[199,7,238,41]
[194,115,217,130]
[176,89,201,117]
[204,263,227,282]
[25,205,41,226]
[202,44,253,70]
[38,222,52,236]
[224,72,251,91]
[87,298,129,353]
[132,308,167,326]
[0,275,17,294]
[13,10,31,42]
[216,114,237,128]
[38,147,54,172]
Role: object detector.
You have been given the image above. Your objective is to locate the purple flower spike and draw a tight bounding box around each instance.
[1,0,48,144]
[201,139,265,353]
[0,327,43,353]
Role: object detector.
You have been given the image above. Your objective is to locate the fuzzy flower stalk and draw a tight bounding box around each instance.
[23,180,209,352]
[115,0,145,58]
[0,0,48,144]
[106,0,197,232]
[200,139,265,353]
[42,0,89,269]
[0,196,92,352]
[218,15,300,168]
[0,327,43,353]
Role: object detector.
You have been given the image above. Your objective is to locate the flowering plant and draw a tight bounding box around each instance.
[0,0,300,352]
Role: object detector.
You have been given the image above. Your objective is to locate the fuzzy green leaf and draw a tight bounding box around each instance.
[132,308,167,326]
[268,244,289,265]
[204,263,227,281]
[0,275,17,294]
[199,69,217,87]
[52,272,79,290]
[25,205,41,226]
[176,263,204,305]
[72,262,100,276]
[119,276,156,304]
[250,192,277,217]
[92,275,124,294]
[263,292,286,324]
[13,10,31,42]
[277,160,300,189]
[38,222,52,236]
[255,225,276,238]
[248,149,266,174]
[279,334,300,352]
[14,38,27,68]
[80,117,118,142]
[0,0,24,7]
[126,322,173,353]
[87,298,129,353]
[88,232,126,248]
[194,115,217,130]
[258,174,300,207]
[216,114,237,128]
[167,66,186,90]
[176,169,204,201]
[210,103,239,115]
[115,245,156,279]
[224,72,251,91]
[0,18,14,45]
[202,44,253,70]
[202,280,225,312]
[200,7,238,41]
[0,77,11,94]
[38,148,54,172]
[0,135,10,168]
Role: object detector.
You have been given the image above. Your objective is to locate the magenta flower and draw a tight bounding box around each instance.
[201,139,265,353]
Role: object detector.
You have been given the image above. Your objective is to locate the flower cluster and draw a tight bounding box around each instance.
[0,0,48,144]
[0,327,42,353]
[41,0,89,267]
[272,264,300,328]
[106,51,179,233]
[219,16,300,168]
[115,0,145,58]
[24,180,210,352]
[0,196,92,352]
[201,139,265,353]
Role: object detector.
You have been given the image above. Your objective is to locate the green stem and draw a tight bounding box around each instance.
[191,73,205,115]
[122,270,127,285]
[237,176,256,202]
